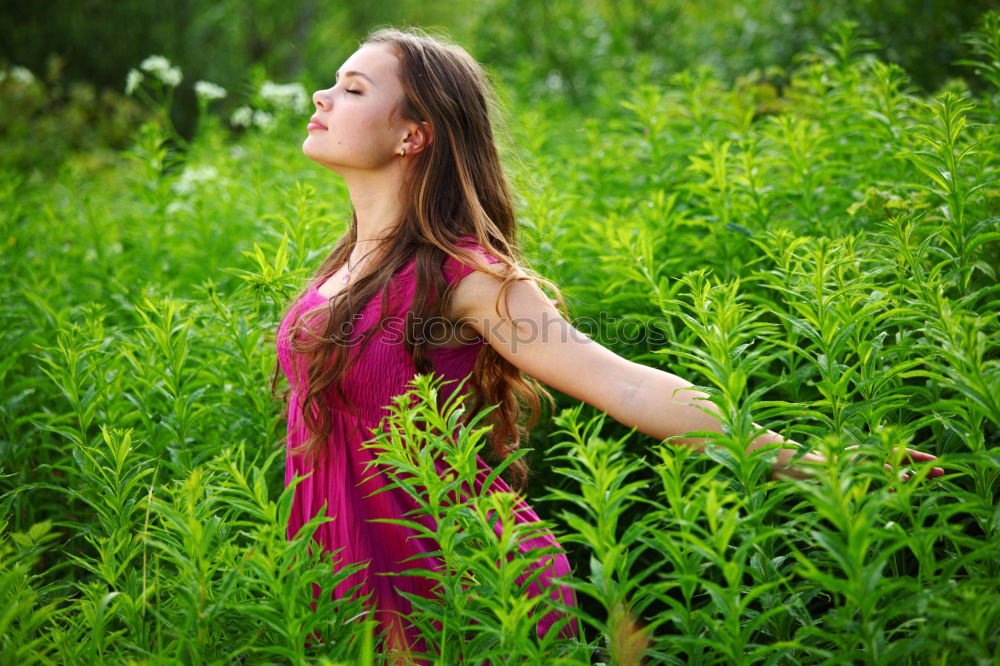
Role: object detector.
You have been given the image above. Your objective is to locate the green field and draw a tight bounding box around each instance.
[2,9,999,666]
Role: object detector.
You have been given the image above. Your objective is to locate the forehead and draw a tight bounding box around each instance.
[339,43,400,85]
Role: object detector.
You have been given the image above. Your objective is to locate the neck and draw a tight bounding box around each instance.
[340,166,406,256]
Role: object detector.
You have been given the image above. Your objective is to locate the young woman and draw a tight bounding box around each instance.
[274,27,942,662]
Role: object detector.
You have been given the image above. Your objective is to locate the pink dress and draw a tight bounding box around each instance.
[275,239,579,656]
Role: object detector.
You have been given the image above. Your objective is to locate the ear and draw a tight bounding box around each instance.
[401,121,433,156]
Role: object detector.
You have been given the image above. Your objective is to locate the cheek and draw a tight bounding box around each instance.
[337,109,379,140]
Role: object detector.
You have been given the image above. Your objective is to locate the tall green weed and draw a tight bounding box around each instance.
[2,16,999,665]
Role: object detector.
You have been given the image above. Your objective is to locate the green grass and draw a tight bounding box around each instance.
[2,18,999,666]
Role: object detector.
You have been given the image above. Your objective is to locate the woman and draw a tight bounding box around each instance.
[274,27,942,662]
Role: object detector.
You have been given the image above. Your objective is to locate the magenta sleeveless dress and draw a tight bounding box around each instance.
[275,239,579,654]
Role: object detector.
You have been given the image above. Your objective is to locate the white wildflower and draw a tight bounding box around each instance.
[159,66,182,87]
[10,66,34,85]
[253,109,274,129]
[259,80,308,112]
[228,145,247,160]
[125,69,143,95]
[194,80,227,101]
[172,165,219,195]
[139,55,182,87]
[165,201,191,216]
[139,55,171,74]
[230,105,253,127]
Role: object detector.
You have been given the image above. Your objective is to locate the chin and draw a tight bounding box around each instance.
[302,135,320,158]
[302,144,346,175]
[302,139,329,165]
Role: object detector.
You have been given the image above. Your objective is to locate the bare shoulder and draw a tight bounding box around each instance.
[446,260,633,414]
[449,262,539,321]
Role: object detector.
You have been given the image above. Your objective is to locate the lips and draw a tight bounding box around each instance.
[307,115,328,131]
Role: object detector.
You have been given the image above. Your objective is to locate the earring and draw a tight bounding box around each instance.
[399,148,407,157]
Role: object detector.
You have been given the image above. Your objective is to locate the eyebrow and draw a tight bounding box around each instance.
[335,70,376,85]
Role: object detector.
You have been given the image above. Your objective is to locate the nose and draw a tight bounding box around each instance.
[313,88,332,110]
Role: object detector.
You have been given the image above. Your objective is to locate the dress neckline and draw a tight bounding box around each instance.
[308,272,335,297]
[309,265,362,301]
[308,256,419,301]
[309,236,481,299]
[299,255,482,354]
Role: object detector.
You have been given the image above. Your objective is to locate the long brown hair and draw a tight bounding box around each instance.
[270,27,566,492]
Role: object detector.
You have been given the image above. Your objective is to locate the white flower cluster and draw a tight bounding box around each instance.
[259,80,308,113]
[194,80,227,101]
[253,110,274,128]
[139,54,183,87]
[165,199,189,217]
[125,69,143,95]
[0,66,35,86]
[229,105,274,130]
[172,165,219,195]
[230,106,253,127]
[222,79,308,131]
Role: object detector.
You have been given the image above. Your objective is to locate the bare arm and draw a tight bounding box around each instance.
[450,269,824,478]
[608,360,824,478]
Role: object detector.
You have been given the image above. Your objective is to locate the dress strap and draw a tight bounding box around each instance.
[442,236,503,286]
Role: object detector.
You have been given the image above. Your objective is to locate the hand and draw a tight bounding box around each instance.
[845,445,945,482]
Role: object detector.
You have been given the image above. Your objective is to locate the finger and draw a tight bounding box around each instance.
[886,466,911,482]
[886,463,944,482]
[901,450,946,477]
[902,448,938,462]
[887,473,909,492]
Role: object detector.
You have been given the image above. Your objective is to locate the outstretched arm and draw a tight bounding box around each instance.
[450,269,942,480]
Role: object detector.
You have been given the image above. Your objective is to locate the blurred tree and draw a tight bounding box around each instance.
[470,0,999,103]
[0,0,469,136]
[843,0,997,92]
[0,0,996,144]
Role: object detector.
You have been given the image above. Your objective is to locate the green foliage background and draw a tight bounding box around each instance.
[2,4,1000,665]
[2,0,998,171]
